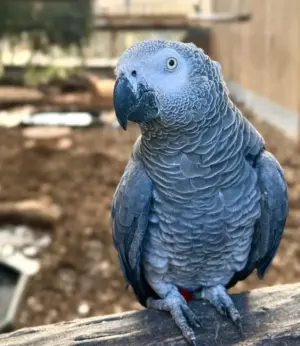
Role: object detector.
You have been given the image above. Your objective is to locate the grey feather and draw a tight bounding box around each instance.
[227,150,289,287]
[111,150,157,306]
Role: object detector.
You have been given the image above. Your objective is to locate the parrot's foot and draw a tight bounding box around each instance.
[198,285,243,337]
[147,288,201,345]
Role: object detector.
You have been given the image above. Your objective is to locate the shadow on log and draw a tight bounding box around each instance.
[1,283,300,345]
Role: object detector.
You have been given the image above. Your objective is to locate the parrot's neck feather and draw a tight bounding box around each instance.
[140,97,233,154]
[140,120,196,153]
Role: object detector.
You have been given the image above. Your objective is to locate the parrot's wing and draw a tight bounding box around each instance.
[227,150,288,288]
[111,157,156,306]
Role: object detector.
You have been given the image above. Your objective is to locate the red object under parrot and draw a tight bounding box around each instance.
[178,287,194,302]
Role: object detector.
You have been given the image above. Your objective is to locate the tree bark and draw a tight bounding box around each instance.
[1,283,300,345]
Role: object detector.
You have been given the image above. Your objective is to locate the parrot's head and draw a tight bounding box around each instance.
[113,40,227,130]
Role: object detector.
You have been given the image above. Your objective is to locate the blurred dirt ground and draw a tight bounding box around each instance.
[0,103,299,329]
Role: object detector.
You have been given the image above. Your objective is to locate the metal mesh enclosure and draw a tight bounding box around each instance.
[89,0,199,59]
[0,1,249,68]
[94,0,196,15]
[93,0,250,15]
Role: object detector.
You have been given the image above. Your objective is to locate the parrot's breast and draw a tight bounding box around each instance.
[141,149,261,290]
[139,106,264,290]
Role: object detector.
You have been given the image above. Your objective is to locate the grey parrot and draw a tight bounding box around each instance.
[111,40,289,345]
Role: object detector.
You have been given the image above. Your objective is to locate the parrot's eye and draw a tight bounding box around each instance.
[166,57,178,71]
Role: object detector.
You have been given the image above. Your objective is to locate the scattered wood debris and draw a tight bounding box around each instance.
[22,126,72,150]
[0,198,62,229]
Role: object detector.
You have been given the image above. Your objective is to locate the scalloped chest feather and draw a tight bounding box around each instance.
[138,113,262,290]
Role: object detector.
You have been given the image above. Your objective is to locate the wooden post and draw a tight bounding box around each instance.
[297,0,300,148]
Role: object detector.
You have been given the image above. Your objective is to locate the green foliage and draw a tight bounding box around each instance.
[0,0,93,85]
[0,0,92,52]
[24,65,75,87]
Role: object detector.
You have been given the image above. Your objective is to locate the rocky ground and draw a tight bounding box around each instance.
[0,102,298,330]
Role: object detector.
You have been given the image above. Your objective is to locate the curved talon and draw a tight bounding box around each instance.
[147,292,201,345]
[232,315,244,338]
[200,285,244,338]
[181,304,203,328]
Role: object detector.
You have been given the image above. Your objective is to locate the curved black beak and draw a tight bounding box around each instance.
[113,75,158,130]
[113,76,136,130]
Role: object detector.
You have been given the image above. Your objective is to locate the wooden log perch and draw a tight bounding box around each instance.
[1,283,300,345]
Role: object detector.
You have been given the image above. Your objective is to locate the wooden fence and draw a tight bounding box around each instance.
[211,0,300,114]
